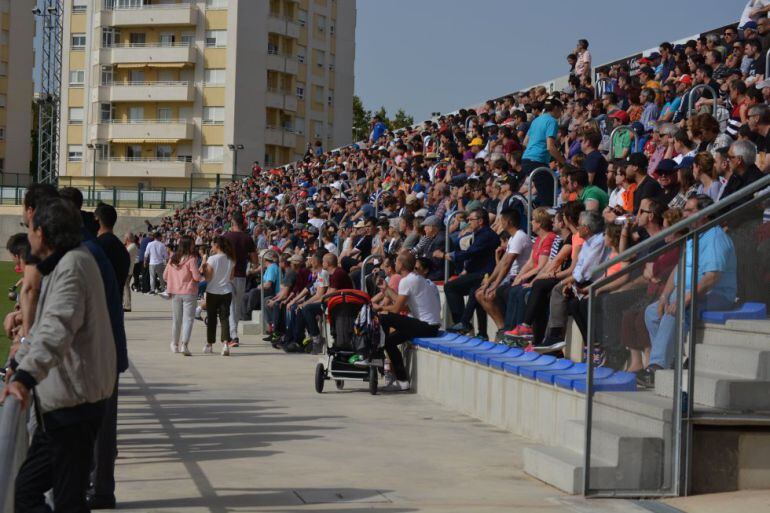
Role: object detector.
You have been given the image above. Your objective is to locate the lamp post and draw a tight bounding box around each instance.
[86,143,100,206]
[227,143,244,181]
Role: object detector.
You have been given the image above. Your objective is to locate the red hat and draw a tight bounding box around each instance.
[608,109,630,124]
[298,190,308,198]
[637,57,652,65]
[677,74,693,86]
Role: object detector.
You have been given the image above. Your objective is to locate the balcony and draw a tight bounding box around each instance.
[94,119,194,142]
[93,81,195,103]
[103,2,196,27]
[265,126,296,148]
[96,158,193,179]
[266,52,298,75]
[266,88,297,112]
[267,15,300,39]
[100,43,196,67]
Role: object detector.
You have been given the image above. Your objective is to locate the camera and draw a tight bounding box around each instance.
[8,285,17,302]
[614,215,636,225]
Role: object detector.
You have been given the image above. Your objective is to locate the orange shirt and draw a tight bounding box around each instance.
[621,182,637,213]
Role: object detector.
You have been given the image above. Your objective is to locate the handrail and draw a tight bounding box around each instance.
[99,157,189,162]
[105,118,189,124]
[465,115,479,133]
[259,249,281,333]
[592,173,770,280]
[109,1,193,10]
[686,84,718,118]
[443,210,462,329]
[106,80,190,87]
[106,42,192,48]
[595,77,611,98]
[360,254,379,291]
[0,395,25,510]
[526,167,559,236]
[607,125,638,161]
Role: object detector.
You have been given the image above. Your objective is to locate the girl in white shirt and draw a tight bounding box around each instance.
[200,236,235,355]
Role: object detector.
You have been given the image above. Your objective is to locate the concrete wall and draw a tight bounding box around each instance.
[4,0,34,182]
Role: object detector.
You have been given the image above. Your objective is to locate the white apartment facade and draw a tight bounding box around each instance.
[59,0,356,190]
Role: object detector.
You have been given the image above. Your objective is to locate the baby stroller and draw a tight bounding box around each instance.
[314,289,384,395]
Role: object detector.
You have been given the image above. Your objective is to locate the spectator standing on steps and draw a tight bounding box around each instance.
[224,214,257,348]
[145,232,168,294]
[522,96,566,206]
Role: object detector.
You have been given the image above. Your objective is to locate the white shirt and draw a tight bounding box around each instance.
[206,253,234,295]
[146,240,168,265]
[505,230,532,279]
[608,187,625,209]
[308,217,325,229]
[398,272,442,325]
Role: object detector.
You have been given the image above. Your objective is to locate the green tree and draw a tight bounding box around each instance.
[352,95,371,142]
[392,109,414,130]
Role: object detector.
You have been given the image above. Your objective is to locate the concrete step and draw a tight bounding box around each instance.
[700,320,770,351]
[562,419,664,468]
[592,391,672,435]
[695,343,770,380]
[655,369,770,410]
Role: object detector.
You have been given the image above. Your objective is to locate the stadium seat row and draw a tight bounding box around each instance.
[411,333,637,392]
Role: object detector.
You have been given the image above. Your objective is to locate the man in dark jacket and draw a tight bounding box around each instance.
[444,208,499,336]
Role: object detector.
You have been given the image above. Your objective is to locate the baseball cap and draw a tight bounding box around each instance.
[675,156,695,170]
[656,159,677,175]
[608,110,630,124]
[677,74,693,86]
[289,254,304,264]
[420,215,442,227]
[470,137,484,147]
[741,20,758,30]
[353,220,367,228]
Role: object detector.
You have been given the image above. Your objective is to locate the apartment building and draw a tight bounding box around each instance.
[0,0,33,184]
[60,0,355,190]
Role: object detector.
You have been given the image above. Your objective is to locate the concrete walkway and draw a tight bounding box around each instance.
[114,295,683,512]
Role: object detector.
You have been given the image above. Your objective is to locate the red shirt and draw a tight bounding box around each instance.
[531,232,556,269]
[329,267,354,290]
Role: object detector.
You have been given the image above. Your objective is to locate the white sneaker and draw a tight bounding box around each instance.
[181,343,191,356]
[221,344,230,356]
[159,292,171,300]
[203,344,213,354]
[170,342,179,354]
[381,380,410,392]
[383,372,397,387]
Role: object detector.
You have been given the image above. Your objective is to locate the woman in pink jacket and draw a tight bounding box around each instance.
[163,236,201,355]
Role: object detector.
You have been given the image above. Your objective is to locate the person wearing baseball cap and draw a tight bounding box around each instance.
[521,94,565,206]
[606,110,632,160]
[626,152,662,214]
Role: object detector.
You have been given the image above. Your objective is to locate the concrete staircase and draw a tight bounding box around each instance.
[523,319,770,494]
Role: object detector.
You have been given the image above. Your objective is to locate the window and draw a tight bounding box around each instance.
[317,15,326,33]
[313,49,325,68]
[0,158,3,173]
[204,68,225,85]
[330,23,335,36]
[0,62,6,76]
[203,106,225,124]
[69,69,85,85]
[312,85,323,105]
[294,116,304,135]
[181,32,195,45]
[205,0,227,7]
[157,108,172,121]
[297,45,306,64]
[0,30,8,45]
[297,9,307,27]
[129,32,146,45]
[328,90,333,106]
[329,54,335,71]
[100,103,114,122]
[313,121,322,139]
[205,30,227,47]
[0,128,5,140]
[126,145,142,159]
[72,0,88,13]
[202,145,224,162]
[296,82,305,99]
[156,145,172,159]
[101,66,113,85]
[102,27,119,47]
[68,145,83,161]
[159,33,175,46]
[69,107,84,124]
[71,33,86,49]
[0,94,5,107]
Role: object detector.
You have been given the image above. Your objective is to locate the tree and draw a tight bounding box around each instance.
[352,95,371,142]
[392,109,414,130]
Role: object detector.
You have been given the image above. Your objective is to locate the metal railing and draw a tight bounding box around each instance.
[108,0,193,10]
[104,118,189,124]
[99,157,191,162]
[443,210,462,329]
[105,42,192,48]
[583,173,770,497]
[104,80,191,87]
[0,395,27,510]
[686,84,718,119]
[526,167,559,236]
[361,254,379,291]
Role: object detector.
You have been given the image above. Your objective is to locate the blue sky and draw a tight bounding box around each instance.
[354,0,742,121]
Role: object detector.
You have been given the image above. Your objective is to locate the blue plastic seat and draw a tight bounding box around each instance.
[422,334,469,351]
[488,351,540,371]
[411,331,458,348]
[554,366,615,390]
[573,371,637,393]
[450,340,496,357]
[701,302,767,324]
[502,354,557,375]
[536,362,587,384]
[519,358,574,380]
[465,344,513,363]
[438,337,484,355]
[476,347,523,366]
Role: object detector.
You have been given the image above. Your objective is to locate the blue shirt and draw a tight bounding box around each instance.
[263,262,281,294]
[138,236,152,263]
[640,102,660,132]
[678,226,737,301]
[452,225,500,275]
[572,232,608,283]
[370,122,387,143]
[660,96,681,120]
[522,113,559,164]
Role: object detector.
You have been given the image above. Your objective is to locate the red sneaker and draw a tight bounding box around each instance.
[523,342,535,352]
[504,324,533,337]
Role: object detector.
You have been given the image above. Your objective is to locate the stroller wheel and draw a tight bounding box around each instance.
[335,380,344,390]
[314,363,325,394]
[368,366,378,395]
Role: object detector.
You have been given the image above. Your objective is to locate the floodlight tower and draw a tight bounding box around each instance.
[33,0,63,185]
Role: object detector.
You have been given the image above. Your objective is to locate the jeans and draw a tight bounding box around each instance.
[149,263,166,292]
[301,302,324,337]
[229,277,247,340]
[645,291,734,368]
[380,313,439,381]
[445,272,485,330]
[16,415,102,513]
[123,265,133,310]
[171,293,197,346]
[206,292,232,344]
[523,278,560,344]
[503,285,530,330]
[521,158,555,207]
[90,379,119,501]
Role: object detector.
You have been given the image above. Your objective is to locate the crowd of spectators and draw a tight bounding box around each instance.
[146,20,770,389]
